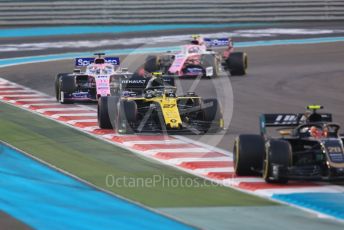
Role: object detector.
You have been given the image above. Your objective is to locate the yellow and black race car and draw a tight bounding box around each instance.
[97,73,224,134]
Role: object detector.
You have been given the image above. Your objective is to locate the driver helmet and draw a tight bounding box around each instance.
[191,35,203,45]
[151,72,163,78]
[132,67,147,78]
[308,113,322,123]
[146,72,164,89]
[188,46,200,54]
[323,126,329,137]
[309,126,327,138]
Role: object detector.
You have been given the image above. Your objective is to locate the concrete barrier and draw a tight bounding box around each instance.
[0,0,343,25]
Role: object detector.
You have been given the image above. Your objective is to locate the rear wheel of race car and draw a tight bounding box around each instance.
[226,52,247,76]
[234,134,265,176]
[144,55,160,73]
[98,96,119,129]
[202,98,223,132]
[117,100,137,134]
[201,54,219,78]
[263,140,292,184]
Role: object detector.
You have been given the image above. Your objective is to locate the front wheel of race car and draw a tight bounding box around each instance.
[263,139,291,184]
[117,100,138,134]
[202,98,223,132]
[55,73,68,102]
[234,134,265,176]
[58,75,76,104]
[98,96,119,129]
[201,54,219,78]
[226,52,247,76]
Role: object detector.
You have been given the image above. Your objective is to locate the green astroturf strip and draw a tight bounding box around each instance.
[0,102,276,207]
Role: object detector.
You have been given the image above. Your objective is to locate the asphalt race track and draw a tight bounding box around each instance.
[1,24,344,229]
[1,42,343,152]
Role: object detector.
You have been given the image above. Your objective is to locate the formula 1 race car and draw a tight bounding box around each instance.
[55,53,131,104]
[234,105,344,183]
[143,35,247,78]
[97,73,224,134]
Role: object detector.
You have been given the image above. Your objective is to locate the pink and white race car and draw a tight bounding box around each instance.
[55,53,131,104]
[144,36,247,78]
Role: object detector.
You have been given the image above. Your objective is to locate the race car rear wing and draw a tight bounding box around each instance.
[260,113,332,135]
[75,57,120,67]
[204,38,231,47]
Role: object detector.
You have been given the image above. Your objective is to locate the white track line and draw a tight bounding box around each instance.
[122,140,185,147]
[0,86,24,89]
[0,90,35,93]
[194,167,234,174]
[50,113,97,118]
[15,98,53,102]
[173,135,233,156]
[82,126,103,132]
[36,108,90,113]
[102,134,118,139]
[22,103,61,107]
[0,93,37,97]
[5,95,49,99]
[167,157,232,164]
[144,148,211,154]
[67,119,98,125]
[223,177,265,185]
[255,186,344,196]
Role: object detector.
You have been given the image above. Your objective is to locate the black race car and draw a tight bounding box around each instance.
[234,105,344,183]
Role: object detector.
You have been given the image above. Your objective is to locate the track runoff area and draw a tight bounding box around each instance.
[1,37,344,222]
[0,142,195,230]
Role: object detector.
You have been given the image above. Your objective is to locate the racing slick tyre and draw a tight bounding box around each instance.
[117,100,137,134]
[144,55,160,73]
[263,140,292,184]
[202,98,223,132]
[226,52,247,76]
[123,100,138,123]
[202,99,222,121]
[201,54,219,78]
[60,75,76,92]
[234,134,265,176]
[55,73,68,101]
[98,96,119,129]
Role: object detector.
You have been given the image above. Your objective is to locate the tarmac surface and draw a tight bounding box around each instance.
[1,22,344,229]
